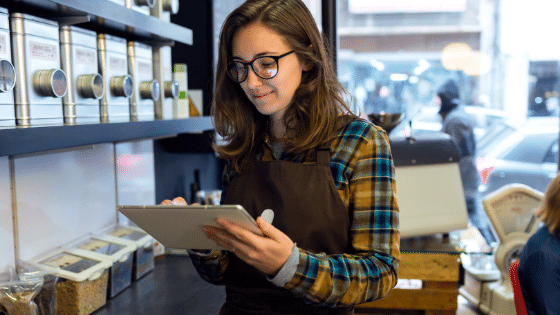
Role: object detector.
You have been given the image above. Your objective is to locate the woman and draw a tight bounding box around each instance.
[518,173,560,315]
[162,0,400,313]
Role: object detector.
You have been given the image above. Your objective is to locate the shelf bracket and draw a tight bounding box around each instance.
[52,15,91,26]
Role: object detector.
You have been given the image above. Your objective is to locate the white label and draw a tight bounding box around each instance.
[0,34,6,55]
[75,47,96,66]
[109,56,127,72]
[138,61,152,75]
[29,41,58,61]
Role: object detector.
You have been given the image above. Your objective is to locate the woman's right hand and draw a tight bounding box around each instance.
[160,196,189,206]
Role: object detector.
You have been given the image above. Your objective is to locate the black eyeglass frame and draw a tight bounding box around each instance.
[227,50,296,83]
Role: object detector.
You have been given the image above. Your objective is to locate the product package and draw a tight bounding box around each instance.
[17,262,60,315]
[0,268,43,315]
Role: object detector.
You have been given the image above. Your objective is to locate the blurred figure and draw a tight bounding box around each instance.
[517,173,560,315]
[437,79,496,246]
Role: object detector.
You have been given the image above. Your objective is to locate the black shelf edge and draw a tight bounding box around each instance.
[0,116,213,157]
[2,0,193,45]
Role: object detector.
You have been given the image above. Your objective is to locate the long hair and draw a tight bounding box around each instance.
[211,0,355,173]
[537,173,560,236]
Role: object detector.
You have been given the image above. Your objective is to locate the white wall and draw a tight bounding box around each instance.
[0,156,14,272]
[0,140,156,270]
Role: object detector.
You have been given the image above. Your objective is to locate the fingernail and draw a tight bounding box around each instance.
[172,200,180,205]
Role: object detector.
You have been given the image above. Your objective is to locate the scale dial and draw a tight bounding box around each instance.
[483,183,543,243]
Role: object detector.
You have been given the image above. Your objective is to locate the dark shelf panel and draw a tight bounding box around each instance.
[0,116,213,157]
[2,0,193,45]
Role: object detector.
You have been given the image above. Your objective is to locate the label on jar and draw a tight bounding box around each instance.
[109,56,127,72]
[75,47,96,66]
[138,61,152,75]
[29,41,58,61]
[0,34,6,55]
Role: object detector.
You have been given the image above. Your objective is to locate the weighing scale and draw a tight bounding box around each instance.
[459,183,543,315]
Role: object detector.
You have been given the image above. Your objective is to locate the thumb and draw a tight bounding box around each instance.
[256,216,280,240]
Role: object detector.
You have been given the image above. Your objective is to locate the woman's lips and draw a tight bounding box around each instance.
[252,91,273,100]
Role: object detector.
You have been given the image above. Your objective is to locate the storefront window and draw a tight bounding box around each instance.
[336,0,559,198]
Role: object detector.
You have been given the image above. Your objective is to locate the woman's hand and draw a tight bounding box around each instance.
[203,217,294,276]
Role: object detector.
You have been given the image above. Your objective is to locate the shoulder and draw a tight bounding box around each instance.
[332,116,391,157]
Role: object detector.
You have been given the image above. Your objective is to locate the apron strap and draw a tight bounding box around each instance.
[316,145,331,166]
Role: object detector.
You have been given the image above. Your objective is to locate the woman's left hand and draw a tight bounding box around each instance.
[203,217,294,276]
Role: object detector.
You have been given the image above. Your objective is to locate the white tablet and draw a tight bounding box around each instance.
[117,205,263,250]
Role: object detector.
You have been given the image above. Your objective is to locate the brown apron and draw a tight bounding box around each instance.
[220,144,354,315]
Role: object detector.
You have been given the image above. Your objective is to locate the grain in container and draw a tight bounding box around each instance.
[97,34,132,122]
[127,41,159,121]
[10,13,67,126]
[28,248,111,315]
[0,8,16,127]
[100,225,155,280]
[60,26,103,124]
[70,235,136,299]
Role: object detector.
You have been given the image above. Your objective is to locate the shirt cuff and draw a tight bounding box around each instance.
[268,243,299,287]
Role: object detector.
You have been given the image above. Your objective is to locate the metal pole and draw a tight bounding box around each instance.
[322,0,337,73]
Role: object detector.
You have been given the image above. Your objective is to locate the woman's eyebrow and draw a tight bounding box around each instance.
[232,51,278,61]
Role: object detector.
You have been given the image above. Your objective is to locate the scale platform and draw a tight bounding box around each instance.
[459,183,543,315]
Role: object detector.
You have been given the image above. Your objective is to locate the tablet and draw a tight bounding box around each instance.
[117,205,263,250]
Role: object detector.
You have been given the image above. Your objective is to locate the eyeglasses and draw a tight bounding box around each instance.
[227,50,296,83]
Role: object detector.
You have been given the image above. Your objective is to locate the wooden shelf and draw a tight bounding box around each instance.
[0,116,213,157]
[2,0,192,45]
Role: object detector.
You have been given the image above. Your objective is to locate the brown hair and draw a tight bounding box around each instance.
[211,0,356,173]
[538,172,560,236]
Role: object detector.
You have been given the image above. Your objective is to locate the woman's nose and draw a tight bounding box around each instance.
[246,67,263,88]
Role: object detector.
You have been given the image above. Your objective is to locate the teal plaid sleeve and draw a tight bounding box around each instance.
[284,119,400,307]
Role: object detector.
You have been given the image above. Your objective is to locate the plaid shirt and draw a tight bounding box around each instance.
[190,118,400,307]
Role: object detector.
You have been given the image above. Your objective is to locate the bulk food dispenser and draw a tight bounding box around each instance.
[127,41,159,121]
[10,13,67,126]
[60,26,103,124]
[97,34,133,123]
[0,8,16,127]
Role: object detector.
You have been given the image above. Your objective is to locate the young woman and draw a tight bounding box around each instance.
[162,0,400,313]
[518,173,560,315]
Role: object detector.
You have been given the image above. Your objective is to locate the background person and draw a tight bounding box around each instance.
[162,0,400,314]
[437,79,497,246]
[517,173,560,315]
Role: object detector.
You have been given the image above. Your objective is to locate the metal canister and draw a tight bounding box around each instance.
[125,0,155,16]
[98,34,133,122]
[128,41,159,121]
[60,26,103,124]
[0,8,16,127]
[152,45,178,119]
[10,13,67,126]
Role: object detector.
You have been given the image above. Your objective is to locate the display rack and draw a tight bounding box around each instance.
[0,0,209,157]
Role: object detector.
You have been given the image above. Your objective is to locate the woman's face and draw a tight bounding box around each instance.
[232,22,306,123]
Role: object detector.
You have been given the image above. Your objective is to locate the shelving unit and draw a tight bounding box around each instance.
[0,0,210,157]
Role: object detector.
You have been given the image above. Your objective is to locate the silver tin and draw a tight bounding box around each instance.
[125,0,155,16]
[153,45,177,120]
[98,34,132,123]
[60,26,103,124]
[10,13,67,126]
[128,41,158,121]
[0,8,16,127]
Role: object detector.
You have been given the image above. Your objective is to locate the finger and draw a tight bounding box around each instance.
[172,197,187,205]
[161,199,172,205]
[256,216,281,240]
